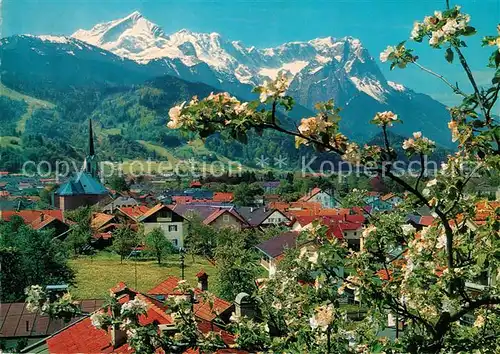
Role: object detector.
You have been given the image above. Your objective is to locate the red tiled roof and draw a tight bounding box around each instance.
[0,171,9,176]
[118,206,150,220]
[93,232,113,240]
[1,210,67,232]
[190,181,202,188]
[47,285,173,354]
[0,191,10,197]
[473,201,500,225]
[173,196,194,204]
[147,276,233,323]
[339,222,363,231]
[147,277,184,296]
[1,210,64,224]
[193,289,233,322]
[298,187,322,202]
[316,209,340,216]
[291,215,316,227]
[91,213,115,230]
[213,192,234,203]
[376,269,393,281]
[345,214,365,223]
[381,193,396,201]
[139,203,170,221]
[31,215,59,231]
[47,316,132,353]
[419,216,435,226]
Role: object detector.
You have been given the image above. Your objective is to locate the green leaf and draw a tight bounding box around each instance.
[445,48,454,63]
[463,26,477,36]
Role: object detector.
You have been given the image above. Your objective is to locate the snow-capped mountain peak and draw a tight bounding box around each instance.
[69,12,407,104]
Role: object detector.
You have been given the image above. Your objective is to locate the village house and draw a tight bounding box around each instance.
[298,187,338,209]
[290,213,365,251]
[115,205,151,224]
[255,231,304,277]
[255,231,345,279]
[101,196,139,214]
[90,212,119,247]
[380,193,403,207]
[138,204,187,249]
[171,204,248,231]
[236,206,291,229]
[0,210,69,238]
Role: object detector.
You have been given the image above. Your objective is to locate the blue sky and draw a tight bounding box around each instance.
[2,0,499,106]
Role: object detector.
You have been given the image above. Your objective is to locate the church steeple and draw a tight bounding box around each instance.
[88,118,95,157]
[83,119,99,179]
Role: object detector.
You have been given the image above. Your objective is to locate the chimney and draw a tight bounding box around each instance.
[40,213,44,222]
[235,292,256,319]
[196,270,208,291]
[109,285,134,348]
[111,323,127,348]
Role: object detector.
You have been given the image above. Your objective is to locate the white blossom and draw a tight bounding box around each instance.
[120,297,148,315]
[410,22,422,39]
[309,304,334,331]
[90,311,108,329]
[167,101,186,129]
[229,312,241,323]
[436,233,447,249]
[426,179,438,187]
[474,315,485,328]
[380,46,395,62]
[308,251,319,264]
[362,225,377,239]
[401,224,416,236]
[429,29,444,46]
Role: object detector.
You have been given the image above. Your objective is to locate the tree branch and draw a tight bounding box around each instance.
[411,61,467,98]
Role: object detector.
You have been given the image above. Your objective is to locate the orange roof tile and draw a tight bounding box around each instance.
[118,205,150,220]
[1,210,64,223]
[298,187,322,202]
[213,192,234,203]
[91,213,115,230]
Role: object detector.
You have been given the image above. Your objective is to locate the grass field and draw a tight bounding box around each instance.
[0,82,55,133]
[0,136,21,149]
[68,251,217,299]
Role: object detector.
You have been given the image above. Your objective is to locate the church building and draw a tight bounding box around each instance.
[54,120,109,211]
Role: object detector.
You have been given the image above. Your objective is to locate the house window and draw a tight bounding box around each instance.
[172,239,178,246]
[223,214,230,222]
[168,225,178,232]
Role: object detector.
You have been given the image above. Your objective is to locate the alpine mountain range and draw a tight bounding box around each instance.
[0,11,454,170]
